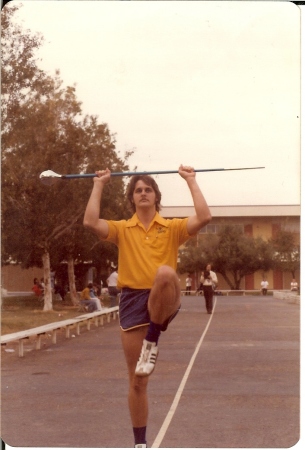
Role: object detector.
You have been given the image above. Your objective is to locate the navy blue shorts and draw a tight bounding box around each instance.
[119,288,180,331]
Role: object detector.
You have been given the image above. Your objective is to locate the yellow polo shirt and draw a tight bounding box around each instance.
[104,212,192,289]
[80,287,90,300]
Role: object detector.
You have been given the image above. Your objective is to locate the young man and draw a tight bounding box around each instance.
[83,164,211,448]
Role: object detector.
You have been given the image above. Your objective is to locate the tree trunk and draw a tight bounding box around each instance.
[234,272,242,290]
[220,271,235,290]
[42,250,53,311]
[235,278,242,290]
[67,257,78,305]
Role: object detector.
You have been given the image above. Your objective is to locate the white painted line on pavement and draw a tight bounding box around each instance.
[151,297,217,448]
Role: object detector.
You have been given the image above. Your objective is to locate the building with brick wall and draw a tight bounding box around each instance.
[1,204,300,293]
[161,204,300,291]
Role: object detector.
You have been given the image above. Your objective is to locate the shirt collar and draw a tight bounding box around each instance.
[126,212,169,228]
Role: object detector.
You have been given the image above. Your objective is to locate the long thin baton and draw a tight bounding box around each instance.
[39,167,265,186]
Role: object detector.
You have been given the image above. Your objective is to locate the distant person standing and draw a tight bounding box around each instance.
[261,279,269,296]
[185,275,192,295]
[202,263,218,314]
[107,267,120,306]
[290,278,298,292]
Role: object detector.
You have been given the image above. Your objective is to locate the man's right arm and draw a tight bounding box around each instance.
[83,169,111,239]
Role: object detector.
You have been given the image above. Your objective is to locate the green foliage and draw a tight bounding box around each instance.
[178,235,217,275]
[271,230,300,277]
[210,225,274,289]
[179,225,275,290]
[1,5,131,279]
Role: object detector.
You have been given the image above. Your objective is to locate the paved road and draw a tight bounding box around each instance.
[1,294,300,449]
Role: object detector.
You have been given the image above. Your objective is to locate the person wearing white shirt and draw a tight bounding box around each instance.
[261,279,269,296]
[290,279,298,292]
[185,275,192,296]
[107,268,120,306]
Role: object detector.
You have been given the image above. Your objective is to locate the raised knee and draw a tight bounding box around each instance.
[155,265,176,285]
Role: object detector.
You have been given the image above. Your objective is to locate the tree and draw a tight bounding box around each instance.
[178,235,216,287]
[1,7,131,310]
[209,225,274,289]
[179,225,274,290]
[178,238,203,274]
[1,4,47,137]
[2,76,130,309]
[271,230,300,278]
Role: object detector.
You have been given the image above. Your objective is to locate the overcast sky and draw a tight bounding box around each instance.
[11,0,301,207]
[3,3,303,450]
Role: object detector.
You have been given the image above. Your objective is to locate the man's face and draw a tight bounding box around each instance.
[133,180,157,210]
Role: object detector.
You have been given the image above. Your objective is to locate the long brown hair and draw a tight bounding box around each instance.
[126,175,162,213]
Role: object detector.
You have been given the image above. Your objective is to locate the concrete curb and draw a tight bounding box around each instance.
[273,290,300,305]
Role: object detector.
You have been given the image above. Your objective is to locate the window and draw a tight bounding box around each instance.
[281,222,300,233]
[199,223,244,234]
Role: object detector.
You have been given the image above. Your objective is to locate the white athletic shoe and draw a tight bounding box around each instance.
[135,339,158,377]
[134,445,147,448]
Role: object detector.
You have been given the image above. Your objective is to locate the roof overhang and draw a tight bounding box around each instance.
[160,205,300,218]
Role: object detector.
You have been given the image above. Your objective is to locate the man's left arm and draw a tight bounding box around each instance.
[178,165,212,235]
